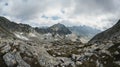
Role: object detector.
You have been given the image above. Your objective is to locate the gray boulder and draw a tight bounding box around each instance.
[3,53,17,67]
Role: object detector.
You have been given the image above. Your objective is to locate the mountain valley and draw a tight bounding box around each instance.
[0,16,120,67]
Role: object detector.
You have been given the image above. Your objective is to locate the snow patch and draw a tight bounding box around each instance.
[14,33,29,40]
[66,34,78,42]
[29,33,37,37]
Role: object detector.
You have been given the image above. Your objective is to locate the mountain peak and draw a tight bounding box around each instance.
[51,23,65,28]
[56,23,62,25]
[49,23,72,35]
[35,23,72,35]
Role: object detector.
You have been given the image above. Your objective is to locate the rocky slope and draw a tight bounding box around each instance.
[0,38,60,67]
[0,16,39,40]
[0,17,15,38]
[84,19,120,67]
[89,20,120,44]
[0,17,34,33]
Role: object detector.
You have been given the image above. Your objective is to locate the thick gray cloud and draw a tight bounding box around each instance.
[74,0,120,15]
[2,0,46,20]
[0,0,120,30]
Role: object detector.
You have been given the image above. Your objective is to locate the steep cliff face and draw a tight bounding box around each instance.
[89,20,120,44]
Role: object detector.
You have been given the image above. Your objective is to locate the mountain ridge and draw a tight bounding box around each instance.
[89,19,120,44]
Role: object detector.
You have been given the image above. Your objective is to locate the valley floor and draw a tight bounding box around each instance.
[0,38,120,67]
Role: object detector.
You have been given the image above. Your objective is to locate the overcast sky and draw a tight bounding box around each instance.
[0,0,120,30]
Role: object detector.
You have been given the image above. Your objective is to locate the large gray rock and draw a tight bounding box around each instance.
[31,46,59,67]
[3,52,31,67]
[3,53,17,67]
[15,52,30,67]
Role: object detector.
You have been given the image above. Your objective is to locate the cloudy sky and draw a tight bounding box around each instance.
[0,0,120,30]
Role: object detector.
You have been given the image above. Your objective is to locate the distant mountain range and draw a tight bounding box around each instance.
[0,16,101,42]
[35,24,101,42]
[68,25,101,40]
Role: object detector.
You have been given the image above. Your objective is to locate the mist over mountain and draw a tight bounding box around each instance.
[69,25,101,40]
